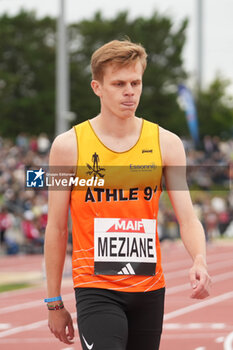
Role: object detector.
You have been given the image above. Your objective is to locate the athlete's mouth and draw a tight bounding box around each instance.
[121,102,135,107]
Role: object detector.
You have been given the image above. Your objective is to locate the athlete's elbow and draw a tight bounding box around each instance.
[45,222,68,240]
[178,215,202,232]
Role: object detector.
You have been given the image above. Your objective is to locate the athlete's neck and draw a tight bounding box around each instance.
[89,115,143,152]
[90,114,141,139]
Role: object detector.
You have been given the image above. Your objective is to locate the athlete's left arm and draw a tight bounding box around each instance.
[159,127,211,299]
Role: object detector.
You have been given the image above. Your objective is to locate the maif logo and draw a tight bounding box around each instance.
[26,168,45,188]
[107,219,145,233]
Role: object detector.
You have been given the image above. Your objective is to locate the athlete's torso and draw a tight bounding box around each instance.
[70,119,165,292]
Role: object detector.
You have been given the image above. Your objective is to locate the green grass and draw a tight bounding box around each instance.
[0,282,32,293]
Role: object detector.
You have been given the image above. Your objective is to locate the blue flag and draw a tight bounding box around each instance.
[178,84,199,145]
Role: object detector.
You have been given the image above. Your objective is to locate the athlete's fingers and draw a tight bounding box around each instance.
[58,321,75,344]
[67,318,75,340]
[53,330,63,342]
[62,334,74,345]
[191,286,210,299]
[56,329,74,345]
[190,281,209,298]
[190,271,211,299]
[189,268,198,289]
[49,324,73,344]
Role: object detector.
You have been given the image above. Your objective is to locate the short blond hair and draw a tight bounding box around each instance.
[91,39,147,81]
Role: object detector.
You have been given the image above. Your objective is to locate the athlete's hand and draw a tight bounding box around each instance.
[48,307,75,344]
[189,255,211,299]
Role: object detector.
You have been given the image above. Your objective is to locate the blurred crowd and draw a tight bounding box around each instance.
[0,133,232,255]
[158,135,233,242]
[0,133,50,255]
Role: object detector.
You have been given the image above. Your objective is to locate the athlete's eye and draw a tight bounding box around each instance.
[132,81,141,87]
[113,82,124,87]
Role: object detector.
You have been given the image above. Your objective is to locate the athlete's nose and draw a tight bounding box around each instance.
[124,83,134,96]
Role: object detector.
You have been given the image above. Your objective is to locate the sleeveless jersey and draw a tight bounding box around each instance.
[70,119,165,292]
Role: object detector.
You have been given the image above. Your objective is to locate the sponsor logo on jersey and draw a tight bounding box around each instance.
[142,149,153,153]
[129,163,156,171]
[107,218,145,233]
[117,263,135,275]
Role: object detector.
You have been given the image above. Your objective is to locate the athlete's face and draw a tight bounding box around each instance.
[91,61,143,120]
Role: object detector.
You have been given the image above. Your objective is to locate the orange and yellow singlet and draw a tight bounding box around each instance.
[70,119,165,292]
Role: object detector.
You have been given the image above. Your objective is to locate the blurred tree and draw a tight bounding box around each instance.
[196,76,233,138]
[1,10,232,140]
[0,11,56,138]
[0,10,189,138]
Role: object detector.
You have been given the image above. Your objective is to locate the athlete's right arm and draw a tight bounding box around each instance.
[44,128,77,345]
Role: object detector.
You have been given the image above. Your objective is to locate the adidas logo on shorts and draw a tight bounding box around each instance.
[117,263,135,275]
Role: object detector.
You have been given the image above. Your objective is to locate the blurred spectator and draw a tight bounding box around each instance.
[29,136,38,152]
[0,207,12,245]
[211,197,230,235]
[4,215,23,255]
[16,133,29,153]
[21,210,44,251]
[203,203,220,241]
[37,133,50,155]
[203,135,214,157]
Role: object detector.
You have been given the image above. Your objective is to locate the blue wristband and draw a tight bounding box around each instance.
[44,296,62,303]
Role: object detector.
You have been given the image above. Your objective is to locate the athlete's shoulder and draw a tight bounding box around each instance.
[49,128,77,166]
[142,118,158,127]
[142,119,160,137]
[159,126,182,144]
[159,126,186,166]
[73,120,89,131]
[52,128,76,151]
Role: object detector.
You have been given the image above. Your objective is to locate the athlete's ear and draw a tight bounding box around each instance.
[91,80,102,97]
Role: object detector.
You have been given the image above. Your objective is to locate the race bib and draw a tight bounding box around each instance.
[94,218,157,276]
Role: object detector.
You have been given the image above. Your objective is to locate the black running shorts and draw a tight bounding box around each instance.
[75,287,165,350]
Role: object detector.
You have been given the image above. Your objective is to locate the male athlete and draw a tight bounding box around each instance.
[44,39,211,349]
